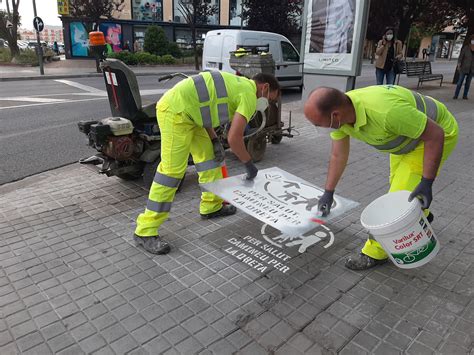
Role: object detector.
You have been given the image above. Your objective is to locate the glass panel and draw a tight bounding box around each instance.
[229,0,247,26]
[132,0,163,21]
[174,0,219,24]
[281,41,299,62]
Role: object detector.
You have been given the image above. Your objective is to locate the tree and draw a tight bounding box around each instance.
[69,0,125,23]
[0,0,21,58]
[242,0,303,40]
[176,0,218,70]
[421,0,472,44]
[144,25,169,56]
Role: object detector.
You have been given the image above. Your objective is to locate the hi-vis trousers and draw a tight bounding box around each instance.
[135,109,224,237]
[361,130,459,260]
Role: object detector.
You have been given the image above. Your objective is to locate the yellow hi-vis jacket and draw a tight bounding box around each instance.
[157,71,257,128]
[330,85,458,154]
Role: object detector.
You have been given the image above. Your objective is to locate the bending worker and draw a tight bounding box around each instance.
[304,85,458,270]
[134,71,280,255]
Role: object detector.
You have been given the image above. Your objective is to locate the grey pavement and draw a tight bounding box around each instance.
[0,74,473,354]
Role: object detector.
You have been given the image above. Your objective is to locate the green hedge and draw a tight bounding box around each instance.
[15,49,39,66]
[107,51,177,65]
[0,48,11,62]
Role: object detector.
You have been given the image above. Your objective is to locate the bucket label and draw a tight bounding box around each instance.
[386,217,437,265]
[392,236,437,265]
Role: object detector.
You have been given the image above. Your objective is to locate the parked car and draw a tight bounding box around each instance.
[17,40,29,50]
[202,29,303,89]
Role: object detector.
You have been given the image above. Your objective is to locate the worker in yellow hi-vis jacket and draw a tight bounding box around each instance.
[304,85,458,270]
[134,72,280,254]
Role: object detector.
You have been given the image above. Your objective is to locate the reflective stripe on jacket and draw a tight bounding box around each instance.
[369,91,438,155]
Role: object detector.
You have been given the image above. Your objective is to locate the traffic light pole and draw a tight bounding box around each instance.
[32,0,44,75]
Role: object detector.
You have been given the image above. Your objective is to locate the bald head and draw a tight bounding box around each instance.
[304,87,351,128]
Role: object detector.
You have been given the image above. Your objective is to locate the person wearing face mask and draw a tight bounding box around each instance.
[374,28,403,85]
[133,71,280,255]
[453,34,474,100]
[304,85,458,270]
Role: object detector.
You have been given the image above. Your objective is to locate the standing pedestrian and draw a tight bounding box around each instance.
[422,48,427,60]
[304,85,458,270]
[123,40,130,51]
[453,34,474,100]
[374,28,403,85]
[133,39,140,53]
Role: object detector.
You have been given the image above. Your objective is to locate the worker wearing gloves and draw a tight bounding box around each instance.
[304,85,458,270]
[134,71,280,255]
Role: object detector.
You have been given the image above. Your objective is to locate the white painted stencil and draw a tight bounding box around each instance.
[201,167,359,236]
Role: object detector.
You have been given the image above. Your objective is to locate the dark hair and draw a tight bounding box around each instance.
[252,72,280,93]
[384,27,395,36]
[310,87,349,117]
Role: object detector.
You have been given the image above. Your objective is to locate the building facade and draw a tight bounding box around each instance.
[19,26,64,44]
[61,0,246,58]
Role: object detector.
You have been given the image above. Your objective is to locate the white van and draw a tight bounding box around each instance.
[202,29,303,89]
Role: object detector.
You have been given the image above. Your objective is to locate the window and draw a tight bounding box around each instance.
[132,0,163,21]
[229,0,245,26]
[281,41,299,62]
[173,0,219,24]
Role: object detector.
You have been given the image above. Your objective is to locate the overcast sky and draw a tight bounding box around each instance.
[0,0,62,29]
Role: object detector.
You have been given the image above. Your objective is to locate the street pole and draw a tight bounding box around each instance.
[32,0,44,75]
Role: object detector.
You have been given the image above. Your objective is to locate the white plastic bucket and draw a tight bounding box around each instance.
[360,190,439,269]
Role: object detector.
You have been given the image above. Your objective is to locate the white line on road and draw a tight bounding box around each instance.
[54,79,105,93]
[0,97,106,110]
[0,97,69,103]
[0,87,168,110]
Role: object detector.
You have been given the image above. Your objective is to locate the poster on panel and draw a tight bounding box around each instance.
[70,22,89,57]
[303,0,367,75]
[99,23,123,53]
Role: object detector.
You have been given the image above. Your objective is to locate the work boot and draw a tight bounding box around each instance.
[345,253,388,270]
[133,235,170,255]
[201,204,237,219]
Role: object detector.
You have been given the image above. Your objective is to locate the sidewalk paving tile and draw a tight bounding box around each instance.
[0,78,473,353]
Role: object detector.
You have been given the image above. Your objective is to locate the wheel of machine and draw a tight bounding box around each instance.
[246,135,267,162]
[143,158,185,192]
[271,134,283,144]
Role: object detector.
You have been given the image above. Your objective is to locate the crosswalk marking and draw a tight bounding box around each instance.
[55,79,104,93]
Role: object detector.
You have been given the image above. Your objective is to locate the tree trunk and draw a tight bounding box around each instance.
[397,17,412,44]
[192,25,199,70]
[465,5,474,45]
[7,28,19,58]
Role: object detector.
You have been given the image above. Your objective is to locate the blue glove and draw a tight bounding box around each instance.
[318,190,334,217]
[408,177,434,209]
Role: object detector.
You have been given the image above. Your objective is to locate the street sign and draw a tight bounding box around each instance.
[6,20,13,29]
[33,16,44,32]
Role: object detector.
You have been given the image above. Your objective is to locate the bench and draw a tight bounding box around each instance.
[396,61,443,88]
